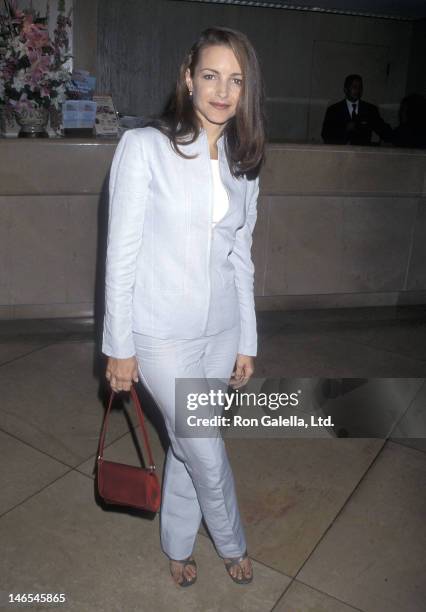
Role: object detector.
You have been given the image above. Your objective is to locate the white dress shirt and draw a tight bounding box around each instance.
[346,98,359,117]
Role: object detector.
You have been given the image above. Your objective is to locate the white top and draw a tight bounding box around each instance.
[211,159,229,228]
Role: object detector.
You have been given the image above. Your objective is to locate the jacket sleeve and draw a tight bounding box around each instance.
[101,129,152,359]
[228,176,260,357]
[321,105,347,144]
[321,106,335,143]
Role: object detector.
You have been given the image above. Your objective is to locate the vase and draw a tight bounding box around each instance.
[14,105,49,138]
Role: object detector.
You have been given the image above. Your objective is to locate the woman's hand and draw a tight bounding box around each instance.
[229,354,255,389]
[105,356,139,392]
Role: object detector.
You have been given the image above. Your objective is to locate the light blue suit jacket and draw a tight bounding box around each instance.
[101,125,260,359]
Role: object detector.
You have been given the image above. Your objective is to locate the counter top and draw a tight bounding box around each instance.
[1,137,425,196]
[1,136,425,319]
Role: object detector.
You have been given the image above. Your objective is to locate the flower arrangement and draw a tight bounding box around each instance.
[0,0,73,113]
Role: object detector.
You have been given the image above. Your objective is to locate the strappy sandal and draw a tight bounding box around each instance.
[223,550,253,584]
[169,555,197,587]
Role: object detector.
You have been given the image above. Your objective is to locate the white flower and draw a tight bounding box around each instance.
[51,97,62,110]
[56,83,66,96]
[12,69,27,92]
[11,39,27,58]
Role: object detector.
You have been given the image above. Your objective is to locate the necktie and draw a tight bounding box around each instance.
[351,103,357,120]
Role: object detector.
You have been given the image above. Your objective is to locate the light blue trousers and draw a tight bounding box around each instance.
[133,323,247,560]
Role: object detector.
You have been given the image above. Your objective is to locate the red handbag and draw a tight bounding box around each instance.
[97,385,161,512]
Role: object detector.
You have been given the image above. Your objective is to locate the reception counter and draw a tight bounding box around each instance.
[0,137,425,319]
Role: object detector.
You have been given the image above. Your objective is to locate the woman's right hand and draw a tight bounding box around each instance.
[105,356,139,392]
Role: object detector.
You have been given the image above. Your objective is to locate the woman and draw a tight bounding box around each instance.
[102,26,266,587]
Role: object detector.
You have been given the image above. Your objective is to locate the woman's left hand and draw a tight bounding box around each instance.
[229,354,255,389]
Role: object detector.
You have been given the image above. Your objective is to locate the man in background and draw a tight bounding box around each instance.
[321,74,394,145]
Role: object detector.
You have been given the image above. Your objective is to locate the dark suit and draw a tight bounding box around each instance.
[321,99,393,145]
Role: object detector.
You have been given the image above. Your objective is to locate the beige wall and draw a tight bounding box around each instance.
[0,138,425,319]
[253,143,426,310]
[94,0,413,142]
[72,0,98,76]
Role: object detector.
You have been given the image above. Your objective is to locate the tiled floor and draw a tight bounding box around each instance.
[0,306,425,611]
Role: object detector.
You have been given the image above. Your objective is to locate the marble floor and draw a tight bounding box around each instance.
[0,305,425,612]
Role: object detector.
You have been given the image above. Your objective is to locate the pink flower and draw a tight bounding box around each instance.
[22,14,50,48]
[40,86,51,98]
[27,56,51,87]
[28,48,41,64]
[1,4,72,110]
[11,8,25,22]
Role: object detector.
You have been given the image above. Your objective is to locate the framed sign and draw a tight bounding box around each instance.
[93,95,119,137]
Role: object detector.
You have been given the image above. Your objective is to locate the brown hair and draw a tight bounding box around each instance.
[143,26,267,180]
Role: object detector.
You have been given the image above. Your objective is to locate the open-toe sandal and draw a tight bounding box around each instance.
[169,555,197,587]
[223,550,253,584]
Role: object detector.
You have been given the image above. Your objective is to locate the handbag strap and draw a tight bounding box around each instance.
[98,385,156,471]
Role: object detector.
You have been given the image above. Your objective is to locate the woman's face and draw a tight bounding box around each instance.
[185,44,243,129]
